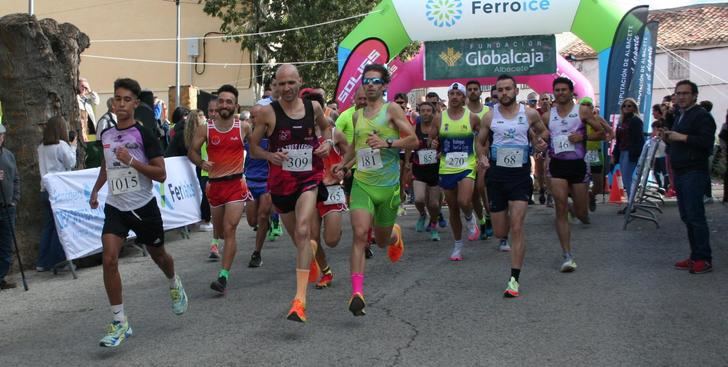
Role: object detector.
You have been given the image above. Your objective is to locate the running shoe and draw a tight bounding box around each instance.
[674,258,693,270]
[208,243,220,260]
[485,219,494,237]
[546,194,554,208]
[266,225,277,241]
[690,260,713,274]
[449,242,464,261]
[210,276,227,294]
[479,223,488,240]
[348,293,366,316]
[397,205,407,216]
[466,217,480,241]
[252,225,258,232]
[198,222,213,232]
[498,239,511,252]
[430,230,440,241]
[248,251,262,268]
[560,257,577,273]
[287,299,307,322]
[99,320,132,348]
[387,224,405,263]
[438,212,447,228]
[503,276,520,298]
[170,277,188,315]
[415,215,427,232]
[365,246,374,259]
[315,272,333,289]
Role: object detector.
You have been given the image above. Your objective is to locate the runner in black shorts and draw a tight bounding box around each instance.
[91,78,187,348]
[405,101,442,241]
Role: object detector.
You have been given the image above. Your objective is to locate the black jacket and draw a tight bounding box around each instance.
[165,120,187,157]
[666,105,716,174]
[614,115,645,163]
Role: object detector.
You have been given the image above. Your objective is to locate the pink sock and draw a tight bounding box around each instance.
[351,273,364,295]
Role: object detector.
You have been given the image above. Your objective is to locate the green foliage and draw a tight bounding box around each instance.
[202,0,418,97]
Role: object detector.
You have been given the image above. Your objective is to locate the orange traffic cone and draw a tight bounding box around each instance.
[609,170,625,203]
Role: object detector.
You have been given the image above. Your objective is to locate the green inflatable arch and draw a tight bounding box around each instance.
[335,0,639,110]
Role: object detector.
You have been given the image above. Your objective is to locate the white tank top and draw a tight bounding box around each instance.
[491,104,529,147]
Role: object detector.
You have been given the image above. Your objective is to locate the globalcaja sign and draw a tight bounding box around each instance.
[424,35,556,80]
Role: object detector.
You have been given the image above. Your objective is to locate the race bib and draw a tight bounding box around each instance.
[107,167,141,195]
[282,148,313,172]
[554,135,575,155]
[585,150,601,164]
[324,185,346,205]
[417,149,437,165]
[496,147,524,168]
[357,148,383,171]
[445,152,468,169]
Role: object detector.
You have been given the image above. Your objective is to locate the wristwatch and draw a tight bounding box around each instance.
[386,138,394,148]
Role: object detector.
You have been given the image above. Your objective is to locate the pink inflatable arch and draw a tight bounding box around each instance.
[388,47,594,101]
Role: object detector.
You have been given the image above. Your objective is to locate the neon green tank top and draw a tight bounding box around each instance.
[439,109,476,175]
[353,103,400,186]
[468,105,489,120]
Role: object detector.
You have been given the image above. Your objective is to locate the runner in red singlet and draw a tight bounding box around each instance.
[249,64,333,323]
[188,84,252,294]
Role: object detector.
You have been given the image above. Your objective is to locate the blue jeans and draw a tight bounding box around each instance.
[0,206,16,281]
[619,150,637,200]
[38,191,67,269]
[674,170,712,262]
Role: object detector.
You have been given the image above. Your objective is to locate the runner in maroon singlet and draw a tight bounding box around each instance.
[249,64,334,323]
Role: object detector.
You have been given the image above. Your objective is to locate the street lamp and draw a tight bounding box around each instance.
[176,0,181,108]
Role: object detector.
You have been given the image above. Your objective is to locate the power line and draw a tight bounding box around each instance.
[81,54,337,66]
[90,9,381,43]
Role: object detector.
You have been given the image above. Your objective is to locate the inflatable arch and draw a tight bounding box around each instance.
[336,0,637,110]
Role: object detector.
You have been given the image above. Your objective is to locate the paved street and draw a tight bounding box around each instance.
[1,200,727,366]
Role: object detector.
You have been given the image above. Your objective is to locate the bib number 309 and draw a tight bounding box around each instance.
[357,148,383,171]
[107,167,141,195]
[282,148,313,172]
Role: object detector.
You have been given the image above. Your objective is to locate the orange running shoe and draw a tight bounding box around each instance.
[387,224,404,263]
[348,293,366,316]
[315,272,333,289]
[286,299,307,322]
[308,240,320,283]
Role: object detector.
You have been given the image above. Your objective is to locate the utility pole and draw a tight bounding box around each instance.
[29,0,34,15]
[175,0,181,107]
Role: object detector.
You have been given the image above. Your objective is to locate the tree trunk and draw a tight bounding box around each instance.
[0,14,89,269]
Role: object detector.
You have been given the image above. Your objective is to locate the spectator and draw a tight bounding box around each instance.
[663,80,716,274]
[77,77,100,141]
[699,100,715,203]
[719,109,728,203]
[165,106,190,157]
[0,123,20,290]
[651,119,668,190]
[613,97,645,213]
[96,97,117,133]
[37,116,77,272]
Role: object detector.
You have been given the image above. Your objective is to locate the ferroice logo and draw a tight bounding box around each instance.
[426,0,463,28]
[471,0,551,14]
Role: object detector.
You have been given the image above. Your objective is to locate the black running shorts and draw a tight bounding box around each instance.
[103,198,165,247]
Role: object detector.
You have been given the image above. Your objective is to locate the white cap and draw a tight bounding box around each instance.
[449,82,466,95]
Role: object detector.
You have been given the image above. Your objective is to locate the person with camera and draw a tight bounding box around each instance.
[37,116,77,272]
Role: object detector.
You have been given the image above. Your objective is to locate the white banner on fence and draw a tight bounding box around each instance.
[42,157,202,260]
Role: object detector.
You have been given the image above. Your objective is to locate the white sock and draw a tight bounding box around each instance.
[168,274,179,289]
[111,304,125,323]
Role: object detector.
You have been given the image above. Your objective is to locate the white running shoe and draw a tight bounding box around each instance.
[560,257,577,272]
[466,217,480,241]
[498,239,511,252]
[198,222,213,232]
[449,242,464,261]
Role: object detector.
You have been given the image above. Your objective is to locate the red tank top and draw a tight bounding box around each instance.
[320,135,342,185]
[206,119,244,179]
[267,99,323,195]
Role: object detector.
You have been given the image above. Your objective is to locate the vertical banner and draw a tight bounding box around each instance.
[602,6,649,126]
[627,21,659,131]
[43,157,202,260]
[335,39,390,111]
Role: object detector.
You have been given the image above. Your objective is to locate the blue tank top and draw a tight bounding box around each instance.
[244,138,269,183]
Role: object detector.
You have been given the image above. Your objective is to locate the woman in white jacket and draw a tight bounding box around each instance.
[37,116,76,271]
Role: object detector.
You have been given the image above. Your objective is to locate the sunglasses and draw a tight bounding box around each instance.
[528,99,537,104]
[622,104,636,108]
[362,77,385,86]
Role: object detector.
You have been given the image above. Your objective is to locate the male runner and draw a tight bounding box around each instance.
[205,97,224,259]
[431,82,481,261]
[465,80,493,240]
[249,64,333,323]
[333,63,417,316]
[405,101,442,241]
[243,104,274,268]
[586,105,612,211]
[423,92,448,229]
[477,74,549,298]
[542,78,604,272]
[91,78,187,348]
[189,84,252,293]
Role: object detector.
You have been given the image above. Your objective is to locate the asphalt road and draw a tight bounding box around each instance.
[1,199,727,366]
